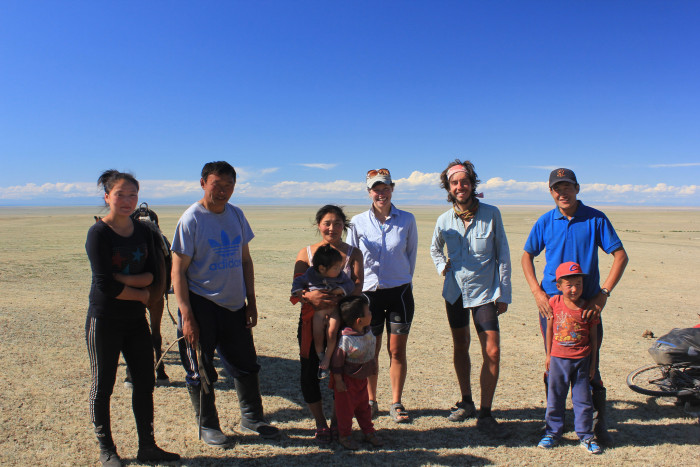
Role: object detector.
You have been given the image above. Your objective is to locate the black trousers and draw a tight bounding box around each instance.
[86,315,155,449]
[177,292,260,387]
[298,317,323,404]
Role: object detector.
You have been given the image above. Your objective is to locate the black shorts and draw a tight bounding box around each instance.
[445,299,500,334]
[365,283,414,336]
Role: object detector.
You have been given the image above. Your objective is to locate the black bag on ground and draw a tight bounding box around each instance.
[648,327,700,365]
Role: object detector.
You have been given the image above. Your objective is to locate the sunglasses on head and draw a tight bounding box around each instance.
[366,168,390,178]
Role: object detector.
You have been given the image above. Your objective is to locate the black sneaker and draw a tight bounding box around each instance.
[448,401,476,422]
[476,415,510,439]
[99,447,122,467]
[137,444,180,462]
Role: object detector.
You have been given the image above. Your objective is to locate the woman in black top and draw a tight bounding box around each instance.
[85,170,178,467]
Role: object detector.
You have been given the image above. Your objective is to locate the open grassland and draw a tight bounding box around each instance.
[1,205,698,466]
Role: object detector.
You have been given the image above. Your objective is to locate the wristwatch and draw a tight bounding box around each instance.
[600,288,611,297]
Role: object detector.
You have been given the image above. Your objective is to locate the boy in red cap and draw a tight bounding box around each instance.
[538,262,601,454]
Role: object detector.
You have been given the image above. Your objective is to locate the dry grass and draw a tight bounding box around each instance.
[1,205,698,466]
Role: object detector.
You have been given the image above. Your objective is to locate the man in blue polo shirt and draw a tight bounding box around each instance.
[521,168,628,445]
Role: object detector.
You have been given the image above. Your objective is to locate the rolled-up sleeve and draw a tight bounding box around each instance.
[493,209,512,303]
[430,222,448,276]
[406,214,418,277]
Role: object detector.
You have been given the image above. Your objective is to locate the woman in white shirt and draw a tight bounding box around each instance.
[347,168,418,423]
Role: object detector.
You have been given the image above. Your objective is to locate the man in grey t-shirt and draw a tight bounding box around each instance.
[172,161,279,446]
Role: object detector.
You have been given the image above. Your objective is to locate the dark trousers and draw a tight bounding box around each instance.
[545,356,594,440]
[334,376,374,437]
[539,314,604,390]
[298,317,323,404]
[178,292,260,387]
[85,315,155,449]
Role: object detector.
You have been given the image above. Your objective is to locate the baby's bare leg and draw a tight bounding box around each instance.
[320,310,340,370]
[313,308,327,357]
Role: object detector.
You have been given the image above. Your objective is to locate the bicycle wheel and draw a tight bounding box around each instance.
[627,364,681,397]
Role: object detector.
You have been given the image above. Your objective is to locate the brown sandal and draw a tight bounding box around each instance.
[338,436,359,450]
[363,432,384,447]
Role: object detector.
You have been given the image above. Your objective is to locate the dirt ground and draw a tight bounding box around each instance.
[1,204,698,466]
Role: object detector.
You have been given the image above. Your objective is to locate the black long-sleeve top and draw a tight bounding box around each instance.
[86,219,155,320]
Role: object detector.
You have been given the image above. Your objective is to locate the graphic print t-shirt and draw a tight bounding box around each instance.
[549,295,599,359]
[86,219,154,320]
[171,202,254,311]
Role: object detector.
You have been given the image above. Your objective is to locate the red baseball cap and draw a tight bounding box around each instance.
[555,261,586,281]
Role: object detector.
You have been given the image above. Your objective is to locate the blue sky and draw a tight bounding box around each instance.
[1,1,698,206]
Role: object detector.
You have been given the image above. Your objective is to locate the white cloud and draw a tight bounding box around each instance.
[1,173,698,205]
[0,182,97,199]
[582,182,698,196]
[395,171,440,188]
[260,167,279,175]
[0,179,201,200]
[298,163,337,170]
[649,162,700,168]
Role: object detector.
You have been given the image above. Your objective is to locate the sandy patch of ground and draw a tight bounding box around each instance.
[0,205,698,465]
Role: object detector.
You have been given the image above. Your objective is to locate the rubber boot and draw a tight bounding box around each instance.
[152,334,169,385]
[98,445,122,467]
[187,384,231,447]
[233,373,280,439]
[592,387,613,446]
[95,420,121,467]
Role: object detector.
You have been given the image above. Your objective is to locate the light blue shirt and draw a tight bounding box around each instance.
[430,203,511,307]
[171,202,254,311]
[347,204,418,292]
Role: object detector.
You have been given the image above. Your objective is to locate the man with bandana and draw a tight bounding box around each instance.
[430,159,512,437]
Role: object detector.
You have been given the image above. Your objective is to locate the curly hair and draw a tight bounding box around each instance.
[439,159,480,203]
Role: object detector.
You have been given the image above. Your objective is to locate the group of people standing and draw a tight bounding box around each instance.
[85,159,627,465]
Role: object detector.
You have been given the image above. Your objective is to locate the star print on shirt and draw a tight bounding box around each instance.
[132,248,144,262]
[112,251,127,268]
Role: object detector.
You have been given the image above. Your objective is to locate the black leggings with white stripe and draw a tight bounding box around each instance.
[85,315,155,449]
